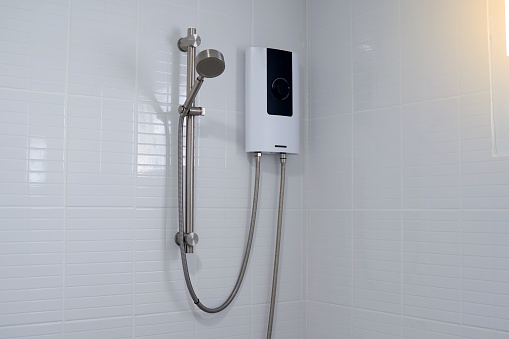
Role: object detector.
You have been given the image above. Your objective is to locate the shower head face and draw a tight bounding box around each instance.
[196,49,225,78]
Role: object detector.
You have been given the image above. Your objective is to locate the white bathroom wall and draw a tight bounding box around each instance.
[307,0,509,338]
[7,0,509,338]
[0,1,307,338]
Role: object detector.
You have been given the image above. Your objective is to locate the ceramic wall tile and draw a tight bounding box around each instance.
[65,208,134,321]
[462,211,509,332]
[402,98,460,209]
[0,322,63,339]
[308,210,352,306]
[308,114,352,209]
[28,93,65,207]
[353,308,401,338]
[400,0,459,104]
[253,0,305,33]
[134,208,191,315]
[0,207,64,327]
[308,302,352,338]
[0,89,30,207]
[251,301,304,338]
[403,317,461,339]
[458,0,490,95]
[308,0,350,30]
[308,22,352,119]
[64,317,132,339]
[463,326,509,339]
[66,96,135,207]
[134,311,195,339]
[307,0,509,338]
[196,305,251,339]
[137,1,197,105]
[0,0,68,92]
[352,3,401,112]
[353,211,402,315]
[403,210,461,323]
[353,107,402,209]
[461,92,509,209]
[68,0,137,100]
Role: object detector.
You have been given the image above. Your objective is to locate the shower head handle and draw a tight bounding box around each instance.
[179,75,205,115]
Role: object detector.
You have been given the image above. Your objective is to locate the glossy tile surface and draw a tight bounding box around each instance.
[3,0,509,338]
[307,0,509,338]
[0,0,306,338]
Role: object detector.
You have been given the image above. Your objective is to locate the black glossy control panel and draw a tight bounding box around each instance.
[267,48,293,117]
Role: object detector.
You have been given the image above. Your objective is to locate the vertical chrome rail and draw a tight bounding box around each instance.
[176,27,200,253]
[176,28,225,253]
[185,28,196,254]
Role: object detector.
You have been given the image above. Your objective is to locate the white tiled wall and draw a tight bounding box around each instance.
[308,0,509,338]
[0,0,306,338]
[4,0,509,338]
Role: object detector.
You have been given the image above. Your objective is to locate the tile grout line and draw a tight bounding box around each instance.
[62,0,72,335]
[349,0,355,336]
[398,0,405,336]
[456,1,464,335]
[132,0,140,336]
[303,0,310,337]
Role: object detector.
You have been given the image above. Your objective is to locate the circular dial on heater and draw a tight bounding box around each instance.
[271,77,290,100]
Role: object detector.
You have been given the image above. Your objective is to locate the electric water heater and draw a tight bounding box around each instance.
[245,47,299,154]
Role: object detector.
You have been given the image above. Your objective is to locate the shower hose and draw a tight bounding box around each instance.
[267,152,286,339]
[177,115,287,338]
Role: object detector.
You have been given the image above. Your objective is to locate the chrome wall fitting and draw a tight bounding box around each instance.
[177,32,201,52]
[176,28,225,254]
[174,232,199,248]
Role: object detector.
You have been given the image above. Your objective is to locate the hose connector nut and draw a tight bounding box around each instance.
[280,152,287,163]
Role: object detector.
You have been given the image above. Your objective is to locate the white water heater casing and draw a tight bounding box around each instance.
[245,47,299,154]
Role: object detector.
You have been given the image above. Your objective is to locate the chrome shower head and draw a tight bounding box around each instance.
[179,49,225,115]
[196,49,225,78]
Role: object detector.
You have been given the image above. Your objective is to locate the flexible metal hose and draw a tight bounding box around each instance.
[267,153,286,339]
[177,114,261,313]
